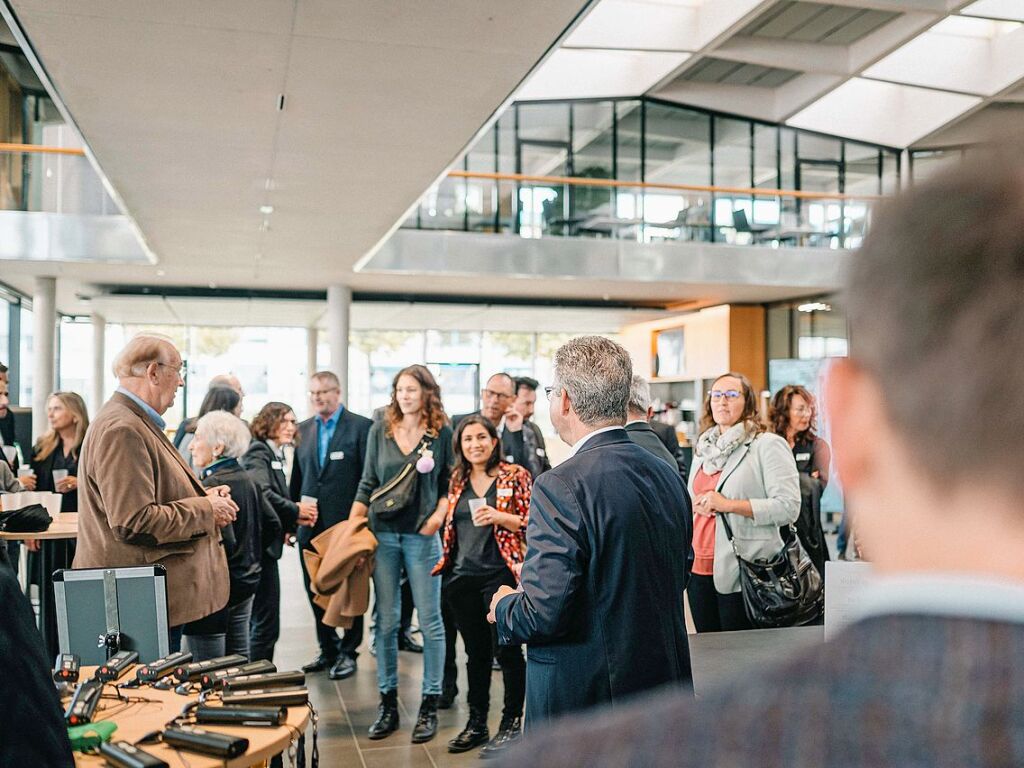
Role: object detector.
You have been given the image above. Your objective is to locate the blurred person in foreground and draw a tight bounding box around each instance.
[488,336,692,726]
[74,333,237,650]
[497,147,1024,767]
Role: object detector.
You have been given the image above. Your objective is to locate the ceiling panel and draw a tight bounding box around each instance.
[681,57,799,87]
[742,2,897,44]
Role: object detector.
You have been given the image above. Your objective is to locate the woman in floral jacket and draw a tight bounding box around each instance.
[433,414,530,758]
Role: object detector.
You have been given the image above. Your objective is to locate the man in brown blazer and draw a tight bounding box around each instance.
[74,333,238,648]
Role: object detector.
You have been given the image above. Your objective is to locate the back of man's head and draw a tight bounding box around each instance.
[112,333,177,380]
[555,336,632,427]
[845,146,1024,496]
[626,374,651,419]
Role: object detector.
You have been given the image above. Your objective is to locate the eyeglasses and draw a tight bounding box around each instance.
[309,388,340,397]
[157,362,183,375]
[710,390,742,402]
[481,388,513,401]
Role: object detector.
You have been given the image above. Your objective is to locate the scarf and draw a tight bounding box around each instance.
[695,422,752,473]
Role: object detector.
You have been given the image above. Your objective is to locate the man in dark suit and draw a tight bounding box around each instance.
[453,372,531,471]
[497,147,1024,767]
[0,363,18,472]
[513,376,552,478]
[488,337,692,726]
[650,419,689,484]
[291,370,372,680]
[624,374,677,469]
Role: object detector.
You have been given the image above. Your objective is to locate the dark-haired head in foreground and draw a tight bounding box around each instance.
[499,148,1024,767]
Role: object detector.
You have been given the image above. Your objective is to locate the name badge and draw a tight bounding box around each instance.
[795,452,811,461]
[271,461,283,470]
[536,448,546,457]
[497,488,513,498]
[329,450,345,461]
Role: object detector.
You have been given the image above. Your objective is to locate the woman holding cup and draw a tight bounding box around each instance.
[25,392,90,513]
[432,414,530,758]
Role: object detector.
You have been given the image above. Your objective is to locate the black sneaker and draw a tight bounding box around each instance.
[301,654,335,673]
[479,715,521,759]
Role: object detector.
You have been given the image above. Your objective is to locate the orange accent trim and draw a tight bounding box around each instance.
[0,142,86,157]
[447,169,882,202]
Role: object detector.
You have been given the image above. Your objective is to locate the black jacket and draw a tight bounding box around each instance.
[0,549,75,767]
[495,429,693,724]
[0,411,18,472]
[30,439,79,513]
[624,421,677,469]
[242,439,297,559]
[289,408,372,546]
[201,460,264,605]
[453,411,531,473]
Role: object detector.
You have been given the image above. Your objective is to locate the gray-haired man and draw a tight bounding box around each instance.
[488,336,693,725]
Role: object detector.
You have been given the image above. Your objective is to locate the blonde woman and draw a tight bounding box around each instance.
[23,392,89,513]
[687,373,800,632]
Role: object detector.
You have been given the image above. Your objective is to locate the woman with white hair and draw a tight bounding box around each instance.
[185,411,270,660]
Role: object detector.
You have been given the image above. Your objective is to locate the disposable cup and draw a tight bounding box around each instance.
[53,469,69,487]
[468,498,488,526]
[17,466,33,477]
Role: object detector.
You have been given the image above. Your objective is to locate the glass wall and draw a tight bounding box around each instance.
[405,97,900,249]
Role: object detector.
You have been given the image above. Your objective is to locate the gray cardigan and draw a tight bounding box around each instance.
[0,461,21,493]
[688,431,800,594]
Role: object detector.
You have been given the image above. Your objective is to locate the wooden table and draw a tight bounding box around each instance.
[71,665,310,767]
[0,511,79,658]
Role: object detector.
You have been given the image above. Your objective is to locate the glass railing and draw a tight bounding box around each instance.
[402,171,880,250]
[0,140,120,216]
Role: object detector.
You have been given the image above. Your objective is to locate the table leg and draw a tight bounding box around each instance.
[38,539,60,661]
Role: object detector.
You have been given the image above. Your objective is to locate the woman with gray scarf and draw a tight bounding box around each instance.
[686,372,800,632]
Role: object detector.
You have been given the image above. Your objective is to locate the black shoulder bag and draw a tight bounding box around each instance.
[369,432,436,521]
[0,503,52,533]
[719,513,823,629]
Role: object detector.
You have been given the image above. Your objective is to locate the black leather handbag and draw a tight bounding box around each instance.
[0,503,52,533]
[720,514,823,629]
[369,432,435,521]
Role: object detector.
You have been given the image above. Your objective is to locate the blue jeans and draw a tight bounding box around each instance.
[373,532,444,695]
[226,595,254,659]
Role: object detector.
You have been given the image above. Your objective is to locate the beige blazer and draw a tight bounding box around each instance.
[303,516,376,629]
[688,431,800,594]
[74,392,229,626]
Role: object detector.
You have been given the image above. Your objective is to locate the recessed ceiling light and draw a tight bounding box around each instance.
[260,205,274,215]
[798,302,831,313]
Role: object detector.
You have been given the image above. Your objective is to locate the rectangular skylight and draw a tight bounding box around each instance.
[516,48,690,100]
[961,0,1024,22]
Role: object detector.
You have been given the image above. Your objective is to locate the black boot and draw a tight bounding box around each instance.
[368,690,399,740]
[479,715,522,759]
[447,708,489,753]
[438,679,457,710]
[411,694,439,744]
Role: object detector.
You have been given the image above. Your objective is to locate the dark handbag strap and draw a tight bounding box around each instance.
[718,511,797,560]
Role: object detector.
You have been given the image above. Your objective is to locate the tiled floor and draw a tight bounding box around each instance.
[275,553,507,767]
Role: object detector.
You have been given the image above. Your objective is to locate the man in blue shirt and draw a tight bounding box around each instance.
[291,371,372,680]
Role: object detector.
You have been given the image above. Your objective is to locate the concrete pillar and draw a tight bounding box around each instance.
[91,313,106,413]
[32,276,57,439]
[306,326,319,380]
[326,285,351,396]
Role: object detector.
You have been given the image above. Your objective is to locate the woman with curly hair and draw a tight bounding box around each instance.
[769,384,832,578]
[687,372,800,632]
[433,414,529,758]
[351,364,453,744]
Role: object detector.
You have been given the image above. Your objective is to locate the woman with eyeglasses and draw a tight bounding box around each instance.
[687,372,800,632]
[770,385,832,580]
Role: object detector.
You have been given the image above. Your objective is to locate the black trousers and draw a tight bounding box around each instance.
[250,556,280,663]
[686,573,752,633]
[299,543,363,659]
[442,587,459,693]
[444,570,525,719]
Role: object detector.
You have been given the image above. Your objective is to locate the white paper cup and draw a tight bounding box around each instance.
[52,469,69,486]
[468,498,488,526]
[2,445,15,464]
[17,466,33,477]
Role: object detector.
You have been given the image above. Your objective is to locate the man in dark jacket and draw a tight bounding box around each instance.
[290,371,372,680]
[513,376,552,478]
[453,373,531,471]
[489,337,692,725]
[0,545,75,766]
[497,146,1024,767]
[623,374,677,469]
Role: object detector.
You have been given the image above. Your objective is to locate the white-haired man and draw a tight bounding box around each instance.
[75,333,238,650]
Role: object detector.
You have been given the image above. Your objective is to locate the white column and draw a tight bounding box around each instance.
[326,285,351,396]
[32,276,57,438]
[91,313,106,413]
[306,326,319,378]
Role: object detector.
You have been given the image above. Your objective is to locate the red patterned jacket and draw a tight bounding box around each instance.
[432,462,531,576]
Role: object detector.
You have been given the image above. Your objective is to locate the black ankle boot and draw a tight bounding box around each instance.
[411,694,439,743]
[479,714,522,758]
[447,707,490,753]
[368,690,399,740]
